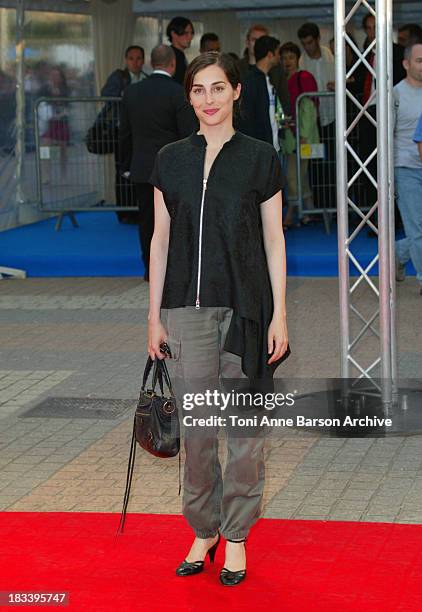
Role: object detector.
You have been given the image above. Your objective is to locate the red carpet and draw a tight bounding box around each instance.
[1,513,422,611]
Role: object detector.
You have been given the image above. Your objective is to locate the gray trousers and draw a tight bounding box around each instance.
[161,306,265,540]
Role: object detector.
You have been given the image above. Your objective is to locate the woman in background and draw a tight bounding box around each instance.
[280,42,319,228]
[40,66,70,177]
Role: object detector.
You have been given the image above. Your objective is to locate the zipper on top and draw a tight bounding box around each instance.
[195,177,208,309]
[194,133,235,309]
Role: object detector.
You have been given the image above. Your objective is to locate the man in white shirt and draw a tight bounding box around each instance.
[298,22,336,209]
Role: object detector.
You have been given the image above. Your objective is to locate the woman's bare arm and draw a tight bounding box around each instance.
[260,190,288,364]
[148,187,170,359]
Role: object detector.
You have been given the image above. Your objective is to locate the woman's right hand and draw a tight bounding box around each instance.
[148,318,168,361]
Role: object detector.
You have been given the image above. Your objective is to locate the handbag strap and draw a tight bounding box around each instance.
[142,357,166,396]
[144,358,173,397]
[158,359,174,395]
[116,415,137,535]
[152,359,165,395]
[141,357,154,390]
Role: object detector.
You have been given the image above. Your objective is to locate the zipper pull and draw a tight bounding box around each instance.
[195,298,200,310]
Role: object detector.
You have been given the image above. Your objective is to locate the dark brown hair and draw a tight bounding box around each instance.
[297,22,320,41]
[184,52,240,100]
[166,16,194,42]
[124,45,144,59]
[280,42,301,61]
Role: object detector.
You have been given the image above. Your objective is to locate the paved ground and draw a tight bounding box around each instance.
[1,277,422,524]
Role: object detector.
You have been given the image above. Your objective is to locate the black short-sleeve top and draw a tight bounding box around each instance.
[150,131,289,378]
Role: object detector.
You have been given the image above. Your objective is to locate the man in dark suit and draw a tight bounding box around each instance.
[101,46,148,224]
[238,24,290,116]
[238,36,282,146]
[119,45,197,280]
[101,45,148,97]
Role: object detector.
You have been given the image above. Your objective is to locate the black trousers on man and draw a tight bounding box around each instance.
[115,169,138,223]
[135,183,154,278]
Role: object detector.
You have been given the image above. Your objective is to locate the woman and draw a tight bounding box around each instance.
[148,52,288,586]
[280,42,319,228]
[39,66,70,177]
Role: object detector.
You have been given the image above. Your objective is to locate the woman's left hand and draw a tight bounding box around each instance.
[267,315,289,364]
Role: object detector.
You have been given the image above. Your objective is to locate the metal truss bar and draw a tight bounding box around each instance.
[357,361,382,382]
[349,305,380,349]
[347,250,380,296]
[344,0,376,27]
[352,372,382,393]
[16,0,25,214]
[345,90,377,131]
[345,37,377,80]
[350,250,379,279]
[346,200,378,239]
[349,354,382,382]
[350,304,380,333]
[344,0,366,26]
[346,142,378,188]
[335,0,350,379]
[292,206,372,220]
[387,0,398,398]
[361,0,377,18]
[349,254,380,294]
[376,0,393,404]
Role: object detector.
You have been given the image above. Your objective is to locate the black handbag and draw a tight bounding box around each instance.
[117,356,180,534]
[85,115,117,155]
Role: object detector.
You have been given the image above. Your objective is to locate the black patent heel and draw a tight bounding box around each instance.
[220,537,247,586]
[208,534,220,563]
[176,532,221,577]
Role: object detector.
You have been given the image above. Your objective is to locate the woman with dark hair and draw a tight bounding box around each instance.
[280,42,319,227]
[39,66,70,176]
[148,52,288,586]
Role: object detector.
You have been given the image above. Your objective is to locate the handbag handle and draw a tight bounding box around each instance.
[142,357,164,393]
[141,357,173,396]
[141,357,155,390]
[159,359,173,395]
[152,359,173,396]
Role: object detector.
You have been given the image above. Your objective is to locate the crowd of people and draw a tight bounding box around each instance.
[1,14,421,293]
[108,15,422,293]
[0,60,94,155]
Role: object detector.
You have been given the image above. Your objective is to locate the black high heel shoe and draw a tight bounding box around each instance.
[175,533,221,577]
[220,538,247,586]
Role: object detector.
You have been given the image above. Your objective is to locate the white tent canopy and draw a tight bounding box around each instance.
[1,0,421,232]
[0,0,421,20]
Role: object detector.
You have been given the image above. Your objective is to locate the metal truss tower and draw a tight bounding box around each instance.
[334,0,396,407]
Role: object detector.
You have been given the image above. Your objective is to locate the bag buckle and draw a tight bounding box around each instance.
[163,400,176,414]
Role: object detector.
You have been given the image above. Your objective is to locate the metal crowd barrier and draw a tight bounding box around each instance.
[34,97,137,229]
[294,91,369,234]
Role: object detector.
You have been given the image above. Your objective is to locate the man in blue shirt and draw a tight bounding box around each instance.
[394,41,422,294]
[414,112,422,160]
